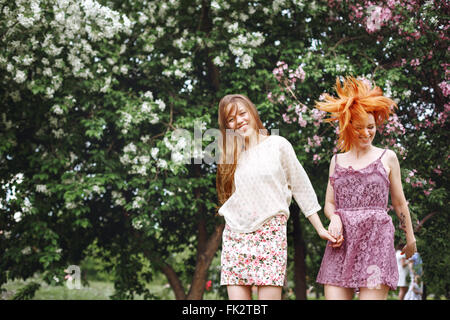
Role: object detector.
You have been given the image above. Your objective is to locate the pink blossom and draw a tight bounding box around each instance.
[438,81,450,97]
[365,6,392,33]
[312,108,327,121]
[313,134,323,146]
[411,31,421,40]
[387,0,399,8]
[298,116,307,128]
[295,65,306,82]
[282,113,292,124]
[410,58,420,66]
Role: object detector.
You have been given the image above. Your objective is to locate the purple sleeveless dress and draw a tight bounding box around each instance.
[316,150,398,290]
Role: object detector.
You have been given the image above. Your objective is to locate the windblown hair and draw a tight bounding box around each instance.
[216,94,268,207]
[315,76,397,152]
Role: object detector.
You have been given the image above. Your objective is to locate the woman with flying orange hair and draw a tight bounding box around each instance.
[216,94,336,300]
[315,77,417,300]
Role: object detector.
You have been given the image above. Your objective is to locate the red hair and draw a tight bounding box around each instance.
[315,77,397,152]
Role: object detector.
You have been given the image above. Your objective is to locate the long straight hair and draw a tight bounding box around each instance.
[216,94,268,207]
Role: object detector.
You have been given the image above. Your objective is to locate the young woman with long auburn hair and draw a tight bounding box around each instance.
[216,94,337,300]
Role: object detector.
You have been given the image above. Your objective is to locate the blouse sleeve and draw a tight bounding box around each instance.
[279,138,322,218]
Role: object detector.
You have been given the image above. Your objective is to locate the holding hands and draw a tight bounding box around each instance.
[328,214,344,248]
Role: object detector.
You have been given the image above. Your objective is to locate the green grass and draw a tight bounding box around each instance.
[1,275,446,300]
[1,273,224,300]
[1,276,114,300]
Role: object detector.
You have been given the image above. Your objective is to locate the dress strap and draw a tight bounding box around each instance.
[378,148,388,160]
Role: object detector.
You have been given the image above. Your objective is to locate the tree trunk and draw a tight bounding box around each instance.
[160,263,187,300]
[156,221,224,300]
[292,205,307,300]
[187,222,225,299]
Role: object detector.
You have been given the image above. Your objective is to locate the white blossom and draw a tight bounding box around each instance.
[17,14,34,28]
[213,56,224,67]
[52,104,64,115]
[150,113,159,124]
[157,159,167,169]
[151,148,159,159]
[14,70,27,83]
[227,22,239,33]
[36,184,49,194]
[14,211,22,222]
[14,173,24,184]
[21,247,32,255]
[144,91,153,99]
[52,128,64,138]
[65,202,77,209]
[211,1,221,10]
[123,142,137,153]
[132,196,144,209]
[132,218,143,230]
[22,197,32,213]
[155,99,166,111]
[240,54,252,69]
[120,154,131,165]
[171,151,185,164]
[139,155,150,164]
[229,45,244,57]
[141,102,152,113]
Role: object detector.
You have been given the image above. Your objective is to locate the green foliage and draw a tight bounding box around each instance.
[11,281,41,300]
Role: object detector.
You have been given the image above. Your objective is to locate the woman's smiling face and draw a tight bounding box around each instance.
[352,113,377,149]
[226,102,255,136]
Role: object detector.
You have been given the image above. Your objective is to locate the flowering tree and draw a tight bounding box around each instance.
[1,0,448,300]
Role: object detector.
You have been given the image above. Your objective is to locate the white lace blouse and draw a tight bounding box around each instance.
[218,135,321,233]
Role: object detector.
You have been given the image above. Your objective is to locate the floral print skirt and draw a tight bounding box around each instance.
[220,214,287,286]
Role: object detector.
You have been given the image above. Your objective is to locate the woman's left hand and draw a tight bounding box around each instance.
[317,227,337,244]
[329,234,344,248]
[401,241,417,259]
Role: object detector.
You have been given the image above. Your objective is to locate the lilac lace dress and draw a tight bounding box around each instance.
[316,150,398,290]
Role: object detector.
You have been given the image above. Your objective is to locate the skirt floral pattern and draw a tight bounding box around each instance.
[220,214,287,286]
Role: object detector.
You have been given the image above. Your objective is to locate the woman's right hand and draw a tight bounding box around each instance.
[328,214,344,248]
[317,227,337,244]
